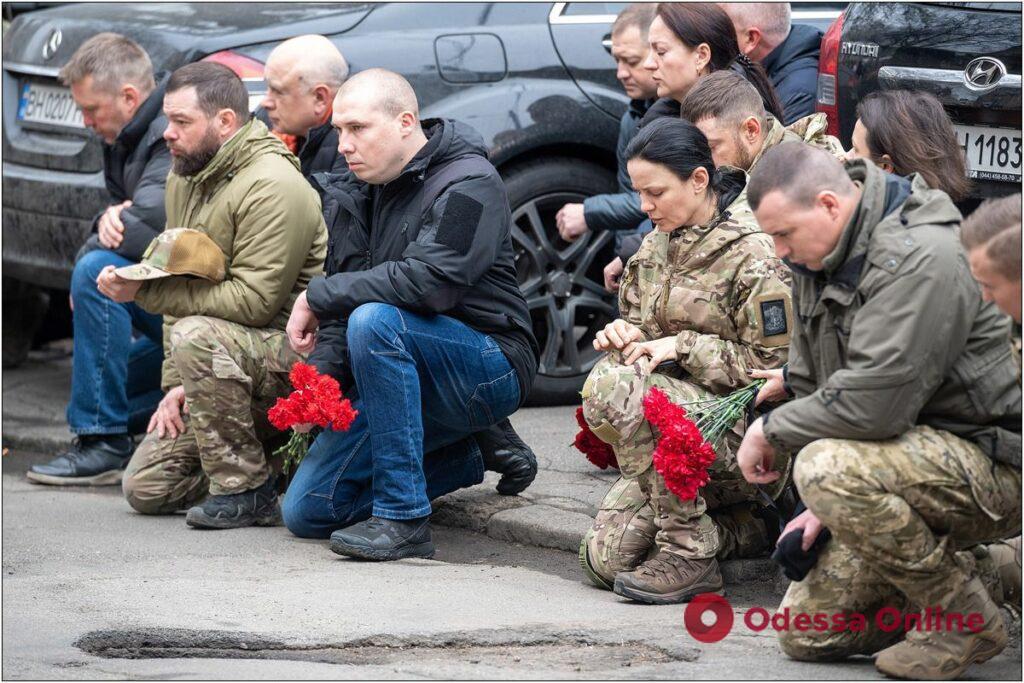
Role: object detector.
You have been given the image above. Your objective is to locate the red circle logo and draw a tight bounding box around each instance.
[684,593,734,643]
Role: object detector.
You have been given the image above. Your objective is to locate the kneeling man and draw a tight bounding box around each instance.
[739,143,1021,680]
[282,69,539,560]
[98,62,327,528]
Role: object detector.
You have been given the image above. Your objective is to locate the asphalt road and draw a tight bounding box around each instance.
[3,449,1021,680]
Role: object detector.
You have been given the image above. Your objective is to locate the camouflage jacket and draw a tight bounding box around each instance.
[729,113,845,226]
[618,203,793,395]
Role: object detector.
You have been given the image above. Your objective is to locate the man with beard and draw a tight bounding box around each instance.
[96,62,327,529]
[28,33,171,487]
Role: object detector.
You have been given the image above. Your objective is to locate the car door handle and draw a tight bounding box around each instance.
[602,35,612,53]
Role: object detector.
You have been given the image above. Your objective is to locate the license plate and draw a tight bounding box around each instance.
[17,81,85,130]
[955,124,1021,183]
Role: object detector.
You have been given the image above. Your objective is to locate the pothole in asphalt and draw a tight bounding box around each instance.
[76,627,698,670]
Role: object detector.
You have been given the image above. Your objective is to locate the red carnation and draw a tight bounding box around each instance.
[573,407,619,470]
[642,388,717,501]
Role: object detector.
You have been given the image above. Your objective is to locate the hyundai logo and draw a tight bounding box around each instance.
[963,57,1006,92]
[41,28,62,61]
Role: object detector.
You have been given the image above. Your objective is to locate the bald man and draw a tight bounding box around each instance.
[282,69,540,560]
[261,34,349,178]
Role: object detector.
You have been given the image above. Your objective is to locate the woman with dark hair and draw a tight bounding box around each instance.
[578,117,793,604]
[643,2,784,120]
[848,89,971,201]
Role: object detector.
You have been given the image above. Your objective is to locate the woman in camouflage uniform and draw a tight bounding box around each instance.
[579,118,793,604]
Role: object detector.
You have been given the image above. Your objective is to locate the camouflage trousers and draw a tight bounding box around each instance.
[122,316,301,514]
[579,352,790,585]
[778,425,1022,662]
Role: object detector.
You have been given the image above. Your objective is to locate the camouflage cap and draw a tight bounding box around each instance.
[114,228,226,282]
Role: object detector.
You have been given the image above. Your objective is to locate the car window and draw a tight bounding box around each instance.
[562,2,629,16]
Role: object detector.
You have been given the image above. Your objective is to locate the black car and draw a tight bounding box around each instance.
[2,2,840,402]
[816,1,1021,201]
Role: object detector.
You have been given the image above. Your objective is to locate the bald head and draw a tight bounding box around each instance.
[336,68,419,120]
[261,35,348,136]
[719,3,791,60]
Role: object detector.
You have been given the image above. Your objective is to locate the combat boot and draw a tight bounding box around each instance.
[473,418,538,496]
[330,515,434,561]
[874,577,1008,680]
[613,550,724,605]
[986,537,1021,610]
[185,476,282,529]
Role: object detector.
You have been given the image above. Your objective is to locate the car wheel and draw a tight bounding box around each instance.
[2,277,50,368]
[502,157,619,406]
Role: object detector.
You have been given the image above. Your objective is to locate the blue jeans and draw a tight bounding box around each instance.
[67,249,164,436]
[283,303,521,538]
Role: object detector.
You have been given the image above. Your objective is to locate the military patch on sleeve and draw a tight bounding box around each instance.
[435,191,483,256]
[759,298,789,337]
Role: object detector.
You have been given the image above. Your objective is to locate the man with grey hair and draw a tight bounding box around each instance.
[28,33,171,487]
[260,34,350,178]
[736,142,1021,679]
[719,3,820,124]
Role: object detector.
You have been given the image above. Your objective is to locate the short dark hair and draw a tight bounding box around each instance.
[748,142,856,210]
[612,3,658,39]
[679,70,766,128]
[961,194,1021,280]
[166,62,249,121]
[856,90,971,201]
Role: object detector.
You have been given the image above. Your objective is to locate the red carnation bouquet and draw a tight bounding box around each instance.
[573,407,619,470]
[641,380,764,501]
[267,362,358,473]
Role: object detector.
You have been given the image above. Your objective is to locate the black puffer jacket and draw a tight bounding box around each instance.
[306,118,539,405]
[761,24,822,125]
[297,119,347,179]
[77,74,171,262]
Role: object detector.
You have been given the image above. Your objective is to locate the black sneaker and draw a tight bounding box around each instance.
[329,516,435,561]
[185,476,282,530]
[473,418,538,496]
[27,435,133,486]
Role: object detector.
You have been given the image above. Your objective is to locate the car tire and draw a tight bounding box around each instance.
[502,156,619,406]
[2,277,50,368]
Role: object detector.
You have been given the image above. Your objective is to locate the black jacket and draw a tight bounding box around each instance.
[306,118,539,405]
[298,119,347,179]
[762,24,822,125]
[582,98,651,233]
[77,75,171,262]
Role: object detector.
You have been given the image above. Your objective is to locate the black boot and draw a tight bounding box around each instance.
[27,435,133,486]
[185,476,281,529]
[473,418,538,495]
[329,515,434,561]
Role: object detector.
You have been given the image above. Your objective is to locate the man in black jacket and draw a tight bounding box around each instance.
[28,33,170,487]
[555,4,657,246]
[260,34,350,179]
[282,69,540,560]
[720,3,821,125]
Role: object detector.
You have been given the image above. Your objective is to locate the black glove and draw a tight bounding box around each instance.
[770,502,832,581]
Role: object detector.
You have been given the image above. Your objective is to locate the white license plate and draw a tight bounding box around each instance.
[17,81,85,130]
[955,124,1021,183]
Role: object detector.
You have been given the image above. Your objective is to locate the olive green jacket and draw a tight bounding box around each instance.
[763,160,1021,467]
[136,118,327,390]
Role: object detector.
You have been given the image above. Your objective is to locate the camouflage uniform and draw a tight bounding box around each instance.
[581,208,793,586]
[778,426,1021,661]
[123,316,303,512]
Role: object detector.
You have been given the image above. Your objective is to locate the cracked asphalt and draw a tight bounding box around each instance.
[3,448,1021,680]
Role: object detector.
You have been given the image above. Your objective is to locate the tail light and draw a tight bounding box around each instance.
[816,12,844,137]
[201,51,266,112]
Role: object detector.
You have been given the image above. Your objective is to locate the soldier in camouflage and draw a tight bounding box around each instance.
[739,145,1020,680]
[578,117,794,604]
[96,63,327,530]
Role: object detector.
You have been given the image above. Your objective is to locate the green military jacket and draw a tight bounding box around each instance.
[729,113,846,226]
[763,160,1021,467]
[618,179,793,396]
[136,118,328,390]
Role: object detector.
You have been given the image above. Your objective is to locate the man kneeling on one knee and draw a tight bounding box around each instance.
[97,62,327,529]
[281,69,540,560]
[736,143,1021,680]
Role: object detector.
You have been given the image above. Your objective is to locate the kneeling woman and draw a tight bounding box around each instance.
[579,118,793,604]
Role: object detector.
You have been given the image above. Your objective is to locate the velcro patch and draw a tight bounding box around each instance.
[759,298,789,337]
[435,191,482,256]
